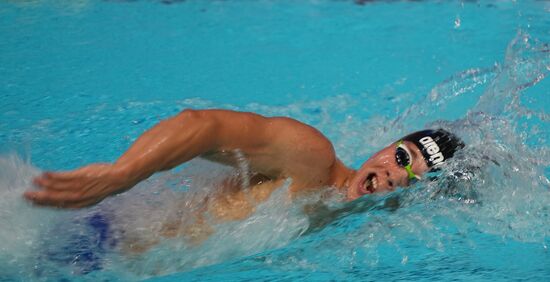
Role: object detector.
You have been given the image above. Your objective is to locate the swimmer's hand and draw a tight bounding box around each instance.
[24,164,130,208]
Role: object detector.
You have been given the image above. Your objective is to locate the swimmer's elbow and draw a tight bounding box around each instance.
[175,109,219,131]
[171,109,220,150]
[175,109,203,122]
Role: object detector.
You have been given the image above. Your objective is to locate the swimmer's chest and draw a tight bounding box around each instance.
[206,176,286,221]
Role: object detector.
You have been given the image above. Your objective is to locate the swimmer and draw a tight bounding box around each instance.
[25,109,464,209]
[24,109,465,252]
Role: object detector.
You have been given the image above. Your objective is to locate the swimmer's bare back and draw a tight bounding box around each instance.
[25,109,352,208]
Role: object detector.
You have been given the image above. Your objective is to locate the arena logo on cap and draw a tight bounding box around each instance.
[419,136,445,165]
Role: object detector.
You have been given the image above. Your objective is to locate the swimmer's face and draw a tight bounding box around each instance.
[347,141,430,200]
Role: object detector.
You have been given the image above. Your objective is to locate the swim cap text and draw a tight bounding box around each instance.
[419,136,445,165]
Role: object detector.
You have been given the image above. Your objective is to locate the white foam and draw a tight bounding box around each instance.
[0,154,62,278]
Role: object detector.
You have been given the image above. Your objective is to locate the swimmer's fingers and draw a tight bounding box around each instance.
[24,190,100,209]
[37,163,112,182]
[27,164,120,208]
[42,170,88,181]
[33,173,80,191]
[24,190,78,208]
[34,170,90,186]
[33,164,111,191]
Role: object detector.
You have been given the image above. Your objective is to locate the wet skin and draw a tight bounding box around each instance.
[24,109,439,251]
[25,109,431,209]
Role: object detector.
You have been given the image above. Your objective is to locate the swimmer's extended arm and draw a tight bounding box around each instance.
[25,109,337,208]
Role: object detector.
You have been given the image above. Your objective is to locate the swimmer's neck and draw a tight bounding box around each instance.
[329,158,356,192]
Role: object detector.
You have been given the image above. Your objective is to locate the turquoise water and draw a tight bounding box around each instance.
[1,0,549,281]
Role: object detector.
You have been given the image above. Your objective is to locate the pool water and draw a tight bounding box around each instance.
[1,0,549,281]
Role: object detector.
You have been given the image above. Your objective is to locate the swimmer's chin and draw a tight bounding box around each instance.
[346,183,365,201]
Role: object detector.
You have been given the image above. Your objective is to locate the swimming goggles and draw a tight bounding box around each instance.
[395,140,421,181]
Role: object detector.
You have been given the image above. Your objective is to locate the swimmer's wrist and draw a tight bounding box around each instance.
[110,162,155,190]
[110,164,138,188]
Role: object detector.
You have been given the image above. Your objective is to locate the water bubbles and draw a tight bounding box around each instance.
[454,16,461,29]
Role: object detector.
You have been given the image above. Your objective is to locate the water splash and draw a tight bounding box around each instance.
[474,31,549,117]
[288,30,550,275]
[0,155,62,279]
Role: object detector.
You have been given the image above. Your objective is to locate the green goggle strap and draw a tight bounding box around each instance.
[404,164,418,180]
[397,140,421,180]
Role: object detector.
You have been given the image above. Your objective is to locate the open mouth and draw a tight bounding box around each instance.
[360,173,378,194]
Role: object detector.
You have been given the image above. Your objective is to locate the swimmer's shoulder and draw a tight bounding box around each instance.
[197,109,335,160]
[265,116,337,186]
[269,116,335,157]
